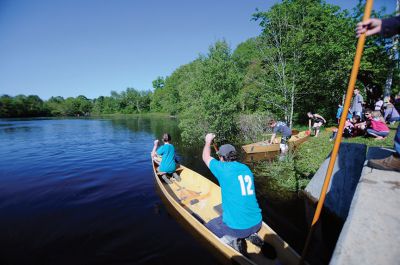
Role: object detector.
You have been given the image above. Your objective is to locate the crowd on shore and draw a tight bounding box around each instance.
[328,92,400,141]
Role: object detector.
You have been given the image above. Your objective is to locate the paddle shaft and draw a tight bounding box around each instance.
[212,142,219,153]
[299,0,374,263]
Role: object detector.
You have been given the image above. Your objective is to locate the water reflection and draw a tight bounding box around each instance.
[0,117,219,265]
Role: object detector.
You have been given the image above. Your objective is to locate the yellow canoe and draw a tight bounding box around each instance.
[152,157,300,265]
[242,131,310,154]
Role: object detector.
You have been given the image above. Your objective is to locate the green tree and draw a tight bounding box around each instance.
[45,96,66,116]
[0,95,15,117]
[179,40,241,143]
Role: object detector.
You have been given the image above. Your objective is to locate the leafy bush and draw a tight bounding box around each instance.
[237,112,275,143]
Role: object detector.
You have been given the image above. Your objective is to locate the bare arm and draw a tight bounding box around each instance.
[151,140,159,158]
[202,133,215,168]
[315,114,326,123]
[270,133,276,144]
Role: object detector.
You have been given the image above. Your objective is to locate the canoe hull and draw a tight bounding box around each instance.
[152,158,300,265]
[242,131,310,154]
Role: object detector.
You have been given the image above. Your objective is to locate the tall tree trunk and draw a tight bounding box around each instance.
[384,68,393,98]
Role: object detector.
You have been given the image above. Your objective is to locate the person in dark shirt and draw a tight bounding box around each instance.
[268,120,292,154]
[307,112,326,137]
[356,16,400,172]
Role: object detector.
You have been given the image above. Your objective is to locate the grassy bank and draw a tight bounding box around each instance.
[253,124,397,197]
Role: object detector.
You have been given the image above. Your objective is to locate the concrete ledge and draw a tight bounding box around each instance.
[330,147,400,265]
[304,143,367,219]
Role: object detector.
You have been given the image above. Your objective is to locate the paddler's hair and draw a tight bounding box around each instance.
[223,151,237,162]
[267,119,276,126]
[162,133,171,143]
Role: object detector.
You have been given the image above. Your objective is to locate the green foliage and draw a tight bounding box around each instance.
[178,40,241,144]
[254,154,298,193]
[295,132,335,178]
[0,94,49,117]
[92,88,152,115]
[237,112,275,143]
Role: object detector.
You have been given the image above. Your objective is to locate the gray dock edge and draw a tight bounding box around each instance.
[329,146,400,265]
[303,144,400,264]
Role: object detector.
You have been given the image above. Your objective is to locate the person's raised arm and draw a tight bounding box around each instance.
[151,139,159,158]
[202,133,215,168]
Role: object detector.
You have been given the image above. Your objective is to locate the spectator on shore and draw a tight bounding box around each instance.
[336,104,343,125]
[307,112,326,137]
[351,115,366,137]
[350,88,364,117]
[366,111,390,140]
[374,96,384,112]
[330,115,364,141]
[394,93,400,113]
[384,100,400,125]
[357,15,400,171]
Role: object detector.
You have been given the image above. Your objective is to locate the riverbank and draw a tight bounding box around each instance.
[252,124,397,195]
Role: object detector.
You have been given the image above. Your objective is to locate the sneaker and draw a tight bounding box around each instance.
[172,172,181,182]
[246,233,264,247]
[368,155,400,172]
[230,238,246,255]
[161,174,172,184]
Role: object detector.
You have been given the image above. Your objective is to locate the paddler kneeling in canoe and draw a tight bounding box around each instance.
[151,133,180,184]
[202,133,265,254]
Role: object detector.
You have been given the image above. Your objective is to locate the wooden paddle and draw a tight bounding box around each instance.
[299,0,374,263]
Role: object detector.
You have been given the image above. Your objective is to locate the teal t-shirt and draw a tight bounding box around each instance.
[156,143,176,174]
[209,159,262,230]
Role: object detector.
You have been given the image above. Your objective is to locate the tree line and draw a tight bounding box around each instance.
[1,0,398,143]
[0,88,152,118]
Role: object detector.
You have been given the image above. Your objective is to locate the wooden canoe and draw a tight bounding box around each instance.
[243,151,279,164]
[152,157,300,265]
[242,131,310,154]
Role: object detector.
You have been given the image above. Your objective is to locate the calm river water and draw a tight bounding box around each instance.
[0,116,338,265]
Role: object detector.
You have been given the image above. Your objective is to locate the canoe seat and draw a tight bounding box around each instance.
[213,204,223,215]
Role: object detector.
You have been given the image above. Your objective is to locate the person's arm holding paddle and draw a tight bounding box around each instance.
[151,139,159,158]
[357,16,400,37]
[202,133,215,168]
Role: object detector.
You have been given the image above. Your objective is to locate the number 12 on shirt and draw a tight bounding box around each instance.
[238,175,254,196]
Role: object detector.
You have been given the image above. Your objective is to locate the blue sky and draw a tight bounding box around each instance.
[0,0,396,100]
